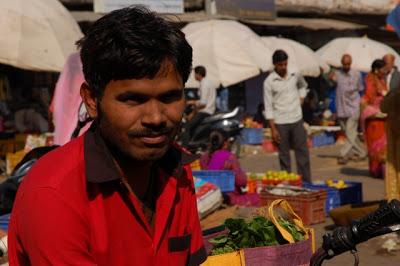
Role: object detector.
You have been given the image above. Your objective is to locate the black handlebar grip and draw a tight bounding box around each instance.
[351,200,400,244]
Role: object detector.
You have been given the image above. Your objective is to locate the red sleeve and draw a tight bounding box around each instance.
[186,166,207,266]
[8,188,97,266]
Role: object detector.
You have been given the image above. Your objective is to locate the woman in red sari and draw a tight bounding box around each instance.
[361,59,388,178]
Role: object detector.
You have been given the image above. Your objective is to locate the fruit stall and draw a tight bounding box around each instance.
[192,164,363,226]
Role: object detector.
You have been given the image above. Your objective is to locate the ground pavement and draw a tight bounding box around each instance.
[201,144,400,266]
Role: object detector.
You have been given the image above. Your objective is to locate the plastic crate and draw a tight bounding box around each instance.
[192,170,235,192]
[259,190,327,225]
[303,181,363,210]
[311,132,335,147]
[241,128,263,145]
[0,214,10,231]
[303,183,340,216]
[248,179,303,194]
[338,182,363,205]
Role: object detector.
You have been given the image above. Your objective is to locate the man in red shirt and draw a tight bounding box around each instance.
[8,6,207,266]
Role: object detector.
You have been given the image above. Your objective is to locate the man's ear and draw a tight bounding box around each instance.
[80,82,98,119]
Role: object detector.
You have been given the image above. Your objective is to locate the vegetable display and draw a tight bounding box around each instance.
[247,171,302,193]
[209,216,305,255]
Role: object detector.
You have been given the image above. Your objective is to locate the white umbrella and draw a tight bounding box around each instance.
[182,20,273,88]
[316,36,400,73]
[261,36,330,77]
[0,0,83,72]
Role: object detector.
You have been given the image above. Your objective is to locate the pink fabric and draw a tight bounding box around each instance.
[200,150,247,192]
[360,105,380,131]
[50,53,91,145]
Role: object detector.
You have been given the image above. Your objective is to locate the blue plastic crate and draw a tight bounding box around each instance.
[312,132,335,147]
[0,214,10,231]
[303,181,363,213]
[339,182,363,205]
[192,170,235,192]
[303,183,340,216]
[240,128,263,145]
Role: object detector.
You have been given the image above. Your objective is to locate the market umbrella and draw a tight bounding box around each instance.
[261,36,330,77]
[316,36,400,73]
[0,0,83,72]
[182,20,273,88]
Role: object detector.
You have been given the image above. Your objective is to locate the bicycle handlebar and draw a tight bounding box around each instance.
[310,200,400,266]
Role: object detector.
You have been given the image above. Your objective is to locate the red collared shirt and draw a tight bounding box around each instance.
[8,126,207,266]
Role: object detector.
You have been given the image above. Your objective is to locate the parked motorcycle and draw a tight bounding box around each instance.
[310,199,400,266]
[180,107,244,155]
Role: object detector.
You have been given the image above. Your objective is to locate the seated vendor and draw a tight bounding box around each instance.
[200,131,247,193]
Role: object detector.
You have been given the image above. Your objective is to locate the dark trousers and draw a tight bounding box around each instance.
[275,120,311,183]
[182,112,210,146]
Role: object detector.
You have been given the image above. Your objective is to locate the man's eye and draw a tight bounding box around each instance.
[160,91,183,103]
[118,95,147,104]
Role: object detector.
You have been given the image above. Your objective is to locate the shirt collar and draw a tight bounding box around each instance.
[84,123,198,183]
[271,71,295,81]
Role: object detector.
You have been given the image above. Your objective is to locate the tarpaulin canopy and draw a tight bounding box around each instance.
[182,20,272,88]
[316,36,400,73]
[0,0,83,72]
[261,36,329,77]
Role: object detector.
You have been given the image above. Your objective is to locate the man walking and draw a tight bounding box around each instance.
[330,54,367,164]
[383,53,400,92]
[182,66,216,146]
[263,50,311,182]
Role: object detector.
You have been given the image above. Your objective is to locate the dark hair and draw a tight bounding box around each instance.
[194,66,206,77]
[272,50,288,64]
[371,59,386,72]
[208,131,227,156]
[77,6,193,97]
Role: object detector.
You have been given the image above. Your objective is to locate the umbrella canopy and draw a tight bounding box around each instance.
[261,36,330,77]
[0,0,83,72]
[316,36,400,73]
[182,20,272,88]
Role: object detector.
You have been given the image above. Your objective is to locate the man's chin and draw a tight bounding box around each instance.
[129,146,169,161]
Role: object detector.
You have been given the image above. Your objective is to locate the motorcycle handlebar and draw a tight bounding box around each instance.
[311,200,400,266]
[352,200,400,243]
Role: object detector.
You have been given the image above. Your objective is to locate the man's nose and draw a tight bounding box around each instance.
[141,100,166,127]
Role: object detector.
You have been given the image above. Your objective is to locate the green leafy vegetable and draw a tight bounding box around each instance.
[278,218,305,242]
[209,216,305,255]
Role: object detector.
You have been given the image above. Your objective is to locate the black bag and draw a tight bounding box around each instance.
[0,146,58,215]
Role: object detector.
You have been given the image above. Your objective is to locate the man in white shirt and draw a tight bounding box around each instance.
[383,54,400,92]
[182,66,216,146]
[263,50,311,182]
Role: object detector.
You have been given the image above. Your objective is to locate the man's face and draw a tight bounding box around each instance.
[377,67,388,80]
[274,60,288,77]
[84,60,185,161]
[383,55,395,72]
[194,73,202,82]
[341,57,352,73]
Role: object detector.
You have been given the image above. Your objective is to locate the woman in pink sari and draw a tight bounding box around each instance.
[361,59,388,178]
[200,131,247,193]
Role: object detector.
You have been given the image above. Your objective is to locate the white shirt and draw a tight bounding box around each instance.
[198,77,216,115]
[263,71,308,124]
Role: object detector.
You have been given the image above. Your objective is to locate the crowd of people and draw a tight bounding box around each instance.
[182,49,400,195]
[332,53,398,183]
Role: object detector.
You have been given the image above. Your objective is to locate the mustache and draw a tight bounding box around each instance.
[127,127,174,138]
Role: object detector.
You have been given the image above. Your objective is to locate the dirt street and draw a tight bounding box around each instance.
[201,144,400,266]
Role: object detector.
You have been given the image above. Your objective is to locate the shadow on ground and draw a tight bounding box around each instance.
[340,167,371,177]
